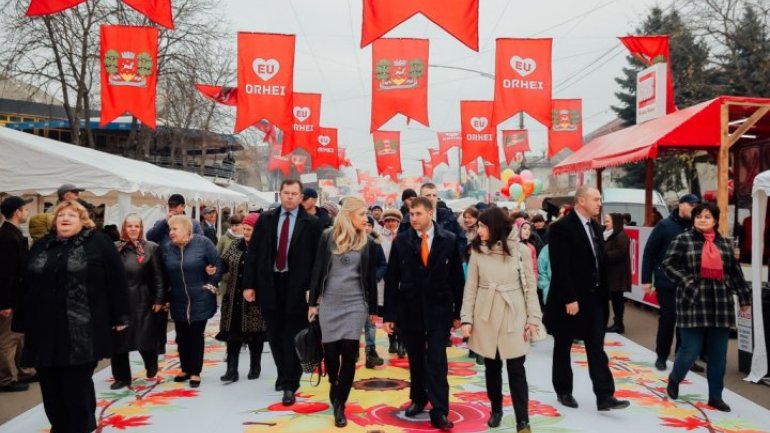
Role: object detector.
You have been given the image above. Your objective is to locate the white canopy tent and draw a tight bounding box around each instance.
[0,127,247,224]
[225,183,274,209]
[748,170,770,382]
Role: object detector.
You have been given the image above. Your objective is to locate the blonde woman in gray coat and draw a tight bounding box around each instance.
[460,208,542,433]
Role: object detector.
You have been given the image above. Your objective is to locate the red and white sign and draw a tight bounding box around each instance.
[623,226,658,308]
[636,62,668,124]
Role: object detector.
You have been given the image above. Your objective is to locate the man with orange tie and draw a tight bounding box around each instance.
[383,197,465,431]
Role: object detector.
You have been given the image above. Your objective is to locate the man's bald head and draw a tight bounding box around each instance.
[574,186,602,218]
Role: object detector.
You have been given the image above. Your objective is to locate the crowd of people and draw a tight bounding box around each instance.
[0,180,753,432]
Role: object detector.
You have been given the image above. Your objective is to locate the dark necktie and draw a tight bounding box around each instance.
[586,221,599,270]
[276,212,290,271]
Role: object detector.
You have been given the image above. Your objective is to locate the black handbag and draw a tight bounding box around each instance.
[294,319,324,386]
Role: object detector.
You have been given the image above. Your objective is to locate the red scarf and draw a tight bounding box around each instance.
[700,230,724,281]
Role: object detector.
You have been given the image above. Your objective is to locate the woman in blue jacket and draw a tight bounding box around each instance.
[161,215,221,388]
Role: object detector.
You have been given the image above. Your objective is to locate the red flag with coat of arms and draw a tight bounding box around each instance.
[286,92,322,157]
[371,38,429,132]
[100,25,158,128]
[618,35,675,113]
[493,38,552,128]
[373,130,402,181]
[501,129,529,165]
[313,127,340,170]
[437,131,461,153]
[548,99,583,158]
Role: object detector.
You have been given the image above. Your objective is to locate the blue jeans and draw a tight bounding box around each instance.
[364,319,376,350]
[670,327,729,399]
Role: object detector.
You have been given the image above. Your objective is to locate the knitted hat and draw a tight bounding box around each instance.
[243,212,260,227]
[381,208,403,222]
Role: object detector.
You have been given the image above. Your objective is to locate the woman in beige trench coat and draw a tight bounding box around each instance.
[461,208,542,433]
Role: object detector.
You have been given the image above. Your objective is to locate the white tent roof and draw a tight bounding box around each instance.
[226,183,273,208]
[0,127,247,205]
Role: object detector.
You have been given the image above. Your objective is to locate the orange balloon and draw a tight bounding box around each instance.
[522,180,535,197]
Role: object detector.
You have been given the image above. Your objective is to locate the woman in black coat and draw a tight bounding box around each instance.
[603,213,631,334]
[20,201,129,433]
[110,214,166,390]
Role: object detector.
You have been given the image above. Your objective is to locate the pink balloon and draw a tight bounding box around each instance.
[520,170,534,181]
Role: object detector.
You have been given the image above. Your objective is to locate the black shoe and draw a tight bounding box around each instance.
[476,354,484,365]
[20,374,39,384]
[597,396,630,411]
[690,363,705,373]
[404,401,426,417]
[365,348,384,368]
[146,367,158,379]
[282,390,296,406]
[557,393,579,408]
[189,378,201,388]
[221,354,240,382]
[0,381,30,392]
[666,377,679,400]
[274,380,281,391]
[516,421,532,433]
[707,398,731,412]
[333,401,347,427]
[430,413,454,431]
[655,359,667,371]
[247,365,261,380]
[606,323,625,334]
[487,411,503,428]
[388,341,397,354]
[173,373,191,383]
[109,380,130,390]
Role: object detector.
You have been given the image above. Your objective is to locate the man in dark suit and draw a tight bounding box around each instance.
[201,207,219,245]
[384,197,465,431]
[243,179,321,406]
[544,186,630,412]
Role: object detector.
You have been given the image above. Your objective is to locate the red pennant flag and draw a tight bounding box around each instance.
[291,153,307,173]
[361,0,479,51]
[373,130,402,179]
[421,159,434,179]
[100,25,158,128]
[338,147,352,168]
[26,0,85,15]
[548,99,583,158]
[428,148,448,167]
[481,158,501,179]
[253,121,278,145]
[437,131,461,153]
[357,169,372,185]
[235,32,295,144]
[465,158,480,176]
[122,0,173,29]
[267,144,291,177]
[501,129,530,165]
[618,35,675,113]
[195,84,238,106]
[371,38,429,132]
[493,38,553,128]
[313,127,340,170]
[286,92,322,156]
[461,100,497,166]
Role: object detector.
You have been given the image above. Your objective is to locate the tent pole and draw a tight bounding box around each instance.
[596,168,603,194]
[644,159,653,226]
[718,103,730,237]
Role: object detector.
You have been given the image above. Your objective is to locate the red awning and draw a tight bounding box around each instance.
[553,96,770,175]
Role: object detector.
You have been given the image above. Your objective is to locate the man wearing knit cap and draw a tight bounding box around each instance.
[379,208,402,353]
[301,187,332,228]
[400,189,417,218]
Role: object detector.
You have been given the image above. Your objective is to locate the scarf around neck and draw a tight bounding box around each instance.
[118,239,146,264]
[700,230,724,281]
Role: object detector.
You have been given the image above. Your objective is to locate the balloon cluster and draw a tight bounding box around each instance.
[499,169,543,202]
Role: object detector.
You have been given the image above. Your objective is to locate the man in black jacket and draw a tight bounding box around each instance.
[201,207,218,245]
[0,196,36,392]
[384,197,464,431]
[641,194,699,371]
[399,183,467,257]
[301,187,333,228]
[243,179,322,406]
[545,186,629,412]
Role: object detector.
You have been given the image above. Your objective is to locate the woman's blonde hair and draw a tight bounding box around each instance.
[168,214,193,239]
[332,196,368,255]
[53,200,95,230]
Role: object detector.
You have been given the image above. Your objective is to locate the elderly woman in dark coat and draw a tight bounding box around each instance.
[110,214,166,390]
[161,215,221,388]
[217,212,266,383]
[662,203,751,412]
[19,201,129,433]
[603,213,631,334]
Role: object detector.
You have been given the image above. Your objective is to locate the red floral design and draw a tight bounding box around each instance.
[266,402,329,414]
[529,400,560,417]
[660,416,709,430]
[100,415,151,430]
[448,361,476,377]
[348,402,489,432]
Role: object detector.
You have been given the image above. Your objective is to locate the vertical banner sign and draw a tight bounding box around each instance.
[461,100,499,178]
[373,130,402,181]
[428,148,448,167]
[437,131,461,152]
[618,35,675,114]
[422,159,434,178]
[286,92,322,156]
[195,85,238,106]
[493,38,553,128]
[361,0,479,51]
[548,99,583,158]
[501,129,530,165]
[235,32,295,145]
[100,25,158,128]
[312,127,340,170]
[291,153,307,173]
[371,38,429,132]
[267,144,291,177]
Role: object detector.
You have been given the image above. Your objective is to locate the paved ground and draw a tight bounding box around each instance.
[0,301,767,426]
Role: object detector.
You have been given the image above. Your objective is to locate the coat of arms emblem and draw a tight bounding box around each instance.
[104,49,153,87]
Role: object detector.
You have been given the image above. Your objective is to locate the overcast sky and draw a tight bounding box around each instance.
[225,0,675,175]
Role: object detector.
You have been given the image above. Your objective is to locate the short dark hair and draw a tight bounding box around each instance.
[229,214,243,225]
[280,179,303,192]
[410,196,434,211]
[692,202,720,233]
[531,214,545,223]
[609,212,625,234]
[471,208,512,256]
[420,182,437,192]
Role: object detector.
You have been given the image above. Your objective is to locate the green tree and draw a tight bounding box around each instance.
[713,4,770,97]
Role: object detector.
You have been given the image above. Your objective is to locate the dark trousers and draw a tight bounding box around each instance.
[671,327,729,398]
[485,353,529,425]
[174,321,207,376]
[609,292,625,325]
[111,350,158,382]
[656,289,680,361]
[264,272,307,392]
[552,307,615,401]
[403,328,450,417]
[38,362,97,433]
[323,340,359,404]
